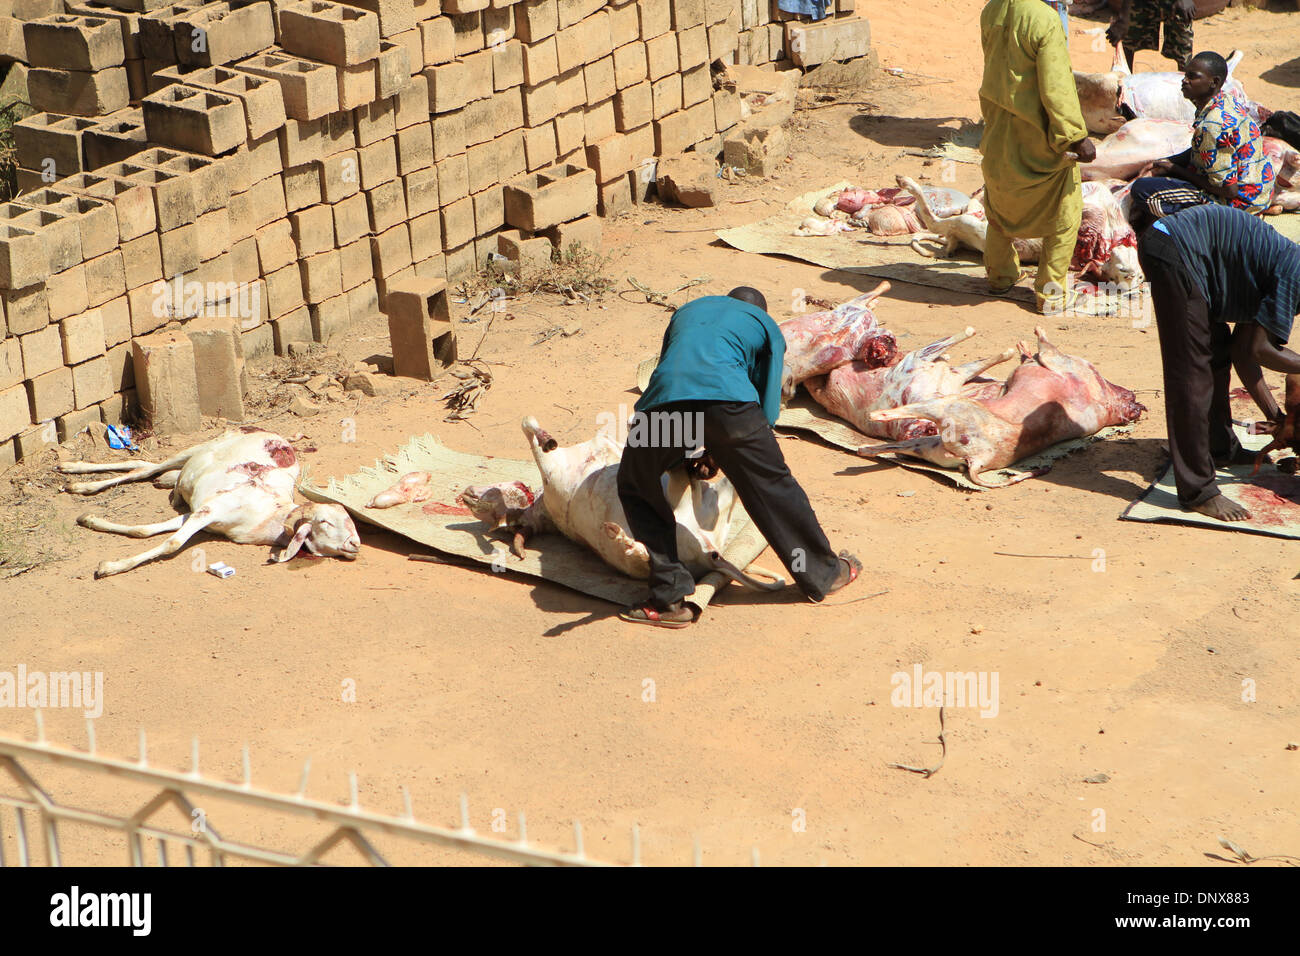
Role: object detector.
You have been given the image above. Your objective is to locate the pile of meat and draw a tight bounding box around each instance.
[1076,46,1300,215]
[784,289,1145,485]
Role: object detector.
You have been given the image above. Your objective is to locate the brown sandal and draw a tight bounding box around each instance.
[619,604,693,629]
[826,552,862,596]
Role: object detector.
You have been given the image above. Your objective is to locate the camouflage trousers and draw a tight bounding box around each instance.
[1126,0,1194,67]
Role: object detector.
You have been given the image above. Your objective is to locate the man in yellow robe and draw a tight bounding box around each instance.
[979,0,1096,313]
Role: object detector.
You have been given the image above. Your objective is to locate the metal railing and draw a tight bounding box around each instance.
[0,713,675,867]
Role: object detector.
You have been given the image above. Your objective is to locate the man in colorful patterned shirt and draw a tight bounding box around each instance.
[1127,51,1274,230]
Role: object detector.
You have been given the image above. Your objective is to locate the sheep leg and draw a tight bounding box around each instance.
[955,347,1017,383]
[93,508,219,579]
[79,513,186,539]
[57,459,157,473]
[62,451,193,495]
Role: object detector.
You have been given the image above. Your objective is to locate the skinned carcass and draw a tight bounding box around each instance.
[459,418,783,590]
[899,176,1144,290]
[1082,118,1194,181]
[367,471,433,508]
[865,328,1145,486]
[58,428,360,577]
[805,328,1016,441]
[1075,45,1251,136]
[809,185,970,237]
[779,281,898,392]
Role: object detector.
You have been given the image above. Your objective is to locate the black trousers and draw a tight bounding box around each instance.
[616,400,842,608]
[1139,231,1242,507]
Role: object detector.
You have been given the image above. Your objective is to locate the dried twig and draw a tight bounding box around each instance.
[1214,837,1300,867]
[627,275,710,310]
[812,588,889,607]
[994,552,1100,560]
[887,706,947,778]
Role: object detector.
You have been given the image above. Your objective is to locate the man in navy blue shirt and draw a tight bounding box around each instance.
[1137,204,1300,520]
[617,287,860,628]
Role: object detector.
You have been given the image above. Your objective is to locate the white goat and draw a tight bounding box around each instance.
[59,428,360,578]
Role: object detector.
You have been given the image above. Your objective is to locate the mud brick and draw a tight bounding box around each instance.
[714,87,741,132]
[0,333,21,391]
[674,24,708,71]
[82,116,147,169]
[241,317,273,357]
[229,235,259,284]
[436,154,470,205]
[350,98,392,149]
[280,1,380,66]
[13,114,94,179]
[410,253,442,281]
[25,367,74,424]
[459,49,492,103]
[523,122,557,170]
[433,195,470,250]
[137,4,183,62]
[651,74,682,120]
[356,136,397,190]
[20,325,63,379]
[336,59,377,110]
[515,0,556,43]
[299,247,342,302]
[3,205,79,274]
[375,37,411,96]
[611,41,648,90]
[732,0,753,24]
[337,0,415,37]
[2,283,47,337]
[426,59,470,113]
[64,2,144,57]
[84,250,126,307]
[289,203,335,258]
[493,128,526,181]
[126,281,165,336]
[365,177,408,232]
[589,98,619,147]
[645,31,676,80]
[496,228,550,270]
[55,403,99,441]
[263,262,306,319]
[578,10,610,64]
[369,221,412,276]
[120,164,194,231]
[556,0,599,28]
[655,106,699,154]
[787,15,869,67]
[374,263,416,302]
[580,55,614,106]
[708,19,739,62]
[172,3,275,68]
[522,36,557,88]
[670,0,703,29]
[637,0,669,38]
[483,2,513,37]
[584,133,634,181]
[239,53,339,120]
[471,184,503,234]
[69,355,111,409]
[248,172,288,230]
[158,224,198,278]
[407,207,441,257]
[462,97,496,146]
[486,39,522,91]
[332,191,371,246]
[767,21,785,59]
[450,10,481,55]
[625,121,656,165]
[347,278,379,320]
[0,378,25,442]
[338,237,371,289]
[28,66,129,117]
[268,305,310,353]
[24,15,125,70]
[304,293,347,343]
[319,149,361,202]
[418,14,454,65]
[682,63,711,108]
[191,140,238,198]
[396,122,434,175]
[609,2,638,46]
[402,167,440,220]
[96,294,130,350]
[613,81,652,132]
[432,108,466,161]
[384,274,449,379]
[515,79,556,131]
[686,99,716,145]
[13,422,58,460]
[394,72,428,128]
[142,84,244,156]
[183,315,245,418]
[542,211,601,252]
[131,328,200,433]
[114,234,158,291]
[196,208,232,262]
[282,161,323,211]
[503,162,595,230]
[45,263,88,322]
[494,88,524,136]
[78,173,153,243]
[463,140,498,194]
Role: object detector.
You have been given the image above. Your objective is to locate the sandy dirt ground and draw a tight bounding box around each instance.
[2,1,1299,867]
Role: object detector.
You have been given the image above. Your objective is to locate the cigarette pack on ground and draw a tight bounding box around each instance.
[206,562,235,579]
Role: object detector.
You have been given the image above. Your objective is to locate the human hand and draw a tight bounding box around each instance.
[1071,138,1097,164]
[1105,17,1129,46]
[686,452,719,481]
[1150,159,1174,176]
[1175,0,1196,21]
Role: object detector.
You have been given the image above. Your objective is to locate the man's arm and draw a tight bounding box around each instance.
[1034,21,1089,154]
[1231,322,1300,423]
[755,322,786,426]
[1105,0,1134,45]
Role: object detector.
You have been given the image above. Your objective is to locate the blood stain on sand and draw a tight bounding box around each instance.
[1234,474,1300,527]
[423,501,473,516]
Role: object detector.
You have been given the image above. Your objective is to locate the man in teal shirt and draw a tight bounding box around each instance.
[618,287,861,628]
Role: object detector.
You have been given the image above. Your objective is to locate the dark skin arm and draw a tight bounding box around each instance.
[1106,0,1133,46]
[1149,158,1241,202]
[1230,322,1300,427]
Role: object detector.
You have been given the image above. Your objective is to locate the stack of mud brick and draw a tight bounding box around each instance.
[768,0,870,68]
[0,0,872,463]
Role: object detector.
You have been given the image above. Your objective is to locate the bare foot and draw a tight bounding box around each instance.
[825,552,862,596]
[1186,494,1251,522]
